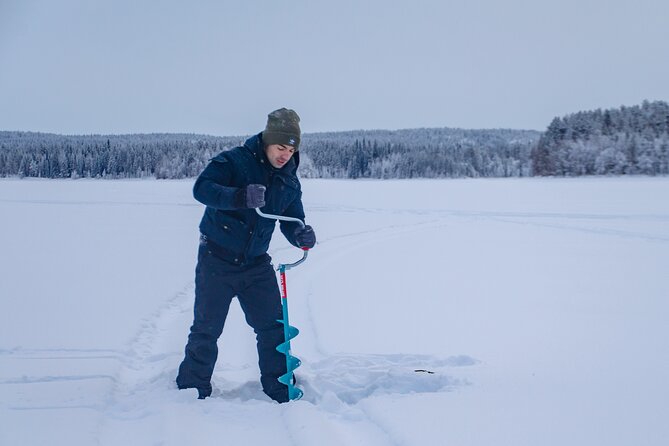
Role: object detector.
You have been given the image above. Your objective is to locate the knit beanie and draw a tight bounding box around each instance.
[262,108,301,150]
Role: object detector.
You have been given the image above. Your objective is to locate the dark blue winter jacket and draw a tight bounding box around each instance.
[194,133,305,265]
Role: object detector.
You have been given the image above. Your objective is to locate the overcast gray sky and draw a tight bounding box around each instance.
[1,0,668,136]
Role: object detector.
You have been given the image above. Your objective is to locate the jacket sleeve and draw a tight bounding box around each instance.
[280,190,306,247]
[192,158,241,210]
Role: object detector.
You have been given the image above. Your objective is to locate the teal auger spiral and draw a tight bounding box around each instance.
[276,264,303,400]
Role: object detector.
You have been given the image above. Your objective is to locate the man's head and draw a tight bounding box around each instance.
[262,108,301,151]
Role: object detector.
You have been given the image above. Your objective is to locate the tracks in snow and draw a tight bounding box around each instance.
[90,212,477,446]
[74,202,659,445]
[307,204,669,243]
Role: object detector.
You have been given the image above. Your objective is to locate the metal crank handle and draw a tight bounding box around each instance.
[255,208,309,270]
[255,207,305,229]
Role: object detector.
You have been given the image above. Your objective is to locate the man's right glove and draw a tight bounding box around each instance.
[234,184,266,209]
[294,225,316,249]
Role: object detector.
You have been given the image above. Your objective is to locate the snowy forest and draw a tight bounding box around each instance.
[1,100,668,179]
[0,128,539,179]
[532,100,669,176]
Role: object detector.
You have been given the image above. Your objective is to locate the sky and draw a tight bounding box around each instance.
[1,0,668,136]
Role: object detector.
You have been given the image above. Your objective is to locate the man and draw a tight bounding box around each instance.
[176,108,316,402]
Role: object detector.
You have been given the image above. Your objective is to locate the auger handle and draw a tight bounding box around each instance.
[255,207,305,229]
[255,208,309,270]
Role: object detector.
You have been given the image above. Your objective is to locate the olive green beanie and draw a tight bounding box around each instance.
[262,108,301,150]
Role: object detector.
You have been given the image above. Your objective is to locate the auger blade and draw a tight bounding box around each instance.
[276,341,289,354]
[276,320,300,340]
[278,371,294,385]
[286,325,299,339]
[286,354,301,369]
[288,386,303,401]
[276,341,302,365]
[279,369,303,401]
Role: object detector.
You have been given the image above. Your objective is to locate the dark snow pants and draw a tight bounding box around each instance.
[176,241,288,402]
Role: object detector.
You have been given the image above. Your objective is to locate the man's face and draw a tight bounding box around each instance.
[265,144,296,169]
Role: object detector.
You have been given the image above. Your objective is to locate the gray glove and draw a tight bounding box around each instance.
[294,225,316,249]
[234,184,266,208]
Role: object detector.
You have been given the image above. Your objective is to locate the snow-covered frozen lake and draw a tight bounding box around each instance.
[1,177,668,445]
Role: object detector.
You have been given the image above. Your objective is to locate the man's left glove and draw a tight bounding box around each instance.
[294,225,316,249]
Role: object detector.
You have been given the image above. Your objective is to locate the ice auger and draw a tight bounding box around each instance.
[255,207,308,401]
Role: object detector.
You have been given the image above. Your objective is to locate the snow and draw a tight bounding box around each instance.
[1,176,668,445]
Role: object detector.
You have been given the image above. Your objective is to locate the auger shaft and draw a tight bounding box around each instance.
[255,208,306,401]
[276,265,303,400]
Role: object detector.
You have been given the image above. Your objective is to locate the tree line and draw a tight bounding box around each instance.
[0,133,240,179]
[532,100,669,176]
[298,128,538,178]
[0,128,539,179]
[1,100,668,179]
